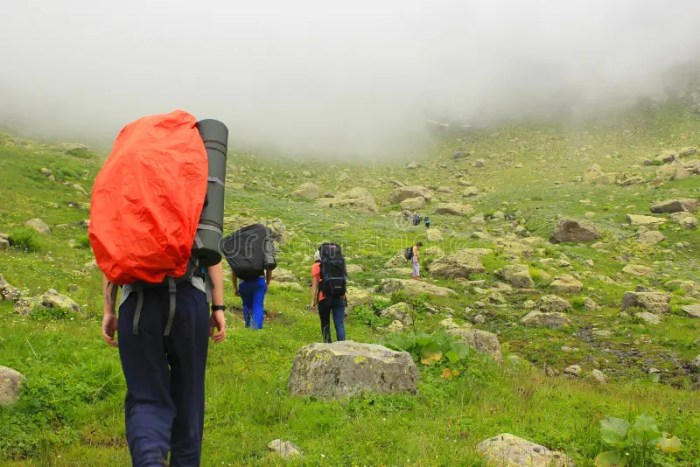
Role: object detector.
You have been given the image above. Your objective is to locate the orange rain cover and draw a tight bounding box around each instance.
[89,110,208,284]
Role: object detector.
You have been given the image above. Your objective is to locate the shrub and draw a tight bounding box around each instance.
[595,414,683,466]
[8,228,42,252]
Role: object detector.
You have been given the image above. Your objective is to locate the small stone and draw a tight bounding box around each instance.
[564,365,581,377]
[267,439,302,459]
[590,369,607,384]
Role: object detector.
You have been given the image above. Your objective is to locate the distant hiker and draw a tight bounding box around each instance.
[91,111,228,466]
[411,241,423,279]
[310,243,347,343]
[424,216,431,229]
[412,214,422,226]
[222,224,277,329]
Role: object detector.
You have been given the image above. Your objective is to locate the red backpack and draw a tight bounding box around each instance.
[89,110,208,285]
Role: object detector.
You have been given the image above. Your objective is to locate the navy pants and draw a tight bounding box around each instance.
[118,282,210,467]
[318,296,346,343]
[239,276,267,329]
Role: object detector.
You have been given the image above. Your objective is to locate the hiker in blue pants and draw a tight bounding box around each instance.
[101,263,226,467]
[233,270,272,329]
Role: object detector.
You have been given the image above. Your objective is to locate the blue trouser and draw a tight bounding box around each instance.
[118,282,209,467]
[239,276,267,329]
[318,296,346,343]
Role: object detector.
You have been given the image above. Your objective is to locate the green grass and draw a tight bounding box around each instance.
[0,99,699,465]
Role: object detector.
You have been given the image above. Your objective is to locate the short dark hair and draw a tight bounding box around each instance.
[416,241,423,247]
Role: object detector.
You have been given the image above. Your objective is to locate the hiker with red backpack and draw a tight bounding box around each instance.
[310,243,347,343]
[222,223,277,330]
[91,111,228,466]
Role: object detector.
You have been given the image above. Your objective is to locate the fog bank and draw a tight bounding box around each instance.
[2,0,700,157]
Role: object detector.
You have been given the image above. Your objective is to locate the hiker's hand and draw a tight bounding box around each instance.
[102,312,118,347]
[234,287,240,296]
[210,310,226,343]
[309,303,317,313]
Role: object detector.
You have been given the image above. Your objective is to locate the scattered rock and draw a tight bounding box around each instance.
[473,159,485,168]
[429,249,489,279]
[316,187,378,212]
[435,203,473,216]
[650,198,698,213]
[681,304,700,318]
[476,433,571,467]
[537,295,571,313]
[496,265,534,289]
[379,302,414,327]
[622,291,670,314]
[400,197,426,210]
[405,162,420,169]
[627,214,666,227]
[267,439,302,459]
[564,365,581,377]
[462,186,479,197]
[25,218,51,235]
[520,311,571,328]
[0,366,25,406]
[583,163,616,184]
[635,311,661,325]
[439,318,502,361]
[655,161,690,182]
[671,213,697,229]
[679,147,697,157]
[590,369,607,384]
[288,341,418,398]
[426,228,443,241]
[40,168,52,177]
[293,182,320,200]
[0,274,21,301]
[549,275,583,293]
[379,279,456,297]
[388,186,433,204]
[549,218,600,243]
[637,230,665,245]
[453,150,469,160]
[622,265,654,276]
[345,264,363,274]
[14,289,82,316]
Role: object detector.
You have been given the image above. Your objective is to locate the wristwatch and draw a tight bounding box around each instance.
[211,304,225,312]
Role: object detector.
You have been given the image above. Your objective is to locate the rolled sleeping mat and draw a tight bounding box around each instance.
[193,119,228,267]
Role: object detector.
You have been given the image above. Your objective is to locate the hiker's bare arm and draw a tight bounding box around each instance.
[101,274,119,347]
[208,262,226,343]
[266,269,273,287]
[310,275,319,308]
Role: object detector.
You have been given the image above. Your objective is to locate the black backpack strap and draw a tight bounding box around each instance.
[164,277,177,336]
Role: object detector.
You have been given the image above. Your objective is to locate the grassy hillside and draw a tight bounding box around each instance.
[0,101,699,466]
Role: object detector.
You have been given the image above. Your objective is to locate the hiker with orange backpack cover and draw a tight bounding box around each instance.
[92,111,227,467]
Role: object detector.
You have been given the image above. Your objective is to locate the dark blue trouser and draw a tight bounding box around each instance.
[318,296,346,343]
[117,282,209,467]
[239,276,267,330]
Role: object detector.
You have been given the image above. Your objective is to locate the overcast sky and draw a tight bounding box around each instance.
[2,0,700,157]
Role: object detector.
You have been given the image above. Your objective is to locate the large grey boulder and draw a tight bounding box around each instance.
[521,311,571,328]
[292,182,320,200]
[429,249,489,279]
[388,186,432,204]
[549,218,600,243]
[316,188,378,212]
[622,291,670,314]
[0,366,25,406]
[288,341,418,399]
[650,198,698,213]
[379,279,456,297]
[476,433,571,467]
